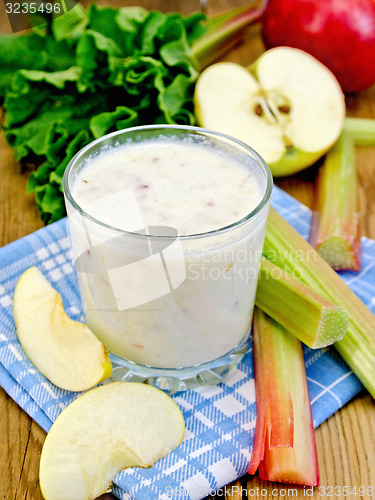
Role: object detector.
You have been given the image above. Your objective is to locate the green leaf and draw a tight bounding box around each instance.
[111,55,168,95]
[158,73,195,122]
[18,66,81,89]
[90,106,139,139]
[160,35,198,77]
[50,129,92,185]
[28,130,92,223]
[4,83,50,127]
[52,4,88,41]
[76,30,120,92]
[0,34,47,96]
[116,7,149,54]
[40,183,65,216]
[27,162,53,193]
[182,12,207,46]
[88,4,148,56]
[5,104,75,159]
[139,10,167,55]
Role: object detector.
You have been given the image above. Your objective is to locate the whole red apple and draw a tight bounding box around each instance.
[261,0,375,93]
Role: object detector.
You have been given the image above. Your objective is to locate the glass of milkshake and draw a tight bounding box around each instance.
[63,125,272,392]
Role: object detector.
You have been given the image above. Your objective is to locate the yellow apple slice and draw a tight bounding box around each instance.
[194,47,345,176]
[39,382,185,500]
[13,266,112,391]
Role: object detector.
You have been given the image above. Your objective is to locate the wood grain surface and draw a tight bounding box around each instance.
[1,1,375,499]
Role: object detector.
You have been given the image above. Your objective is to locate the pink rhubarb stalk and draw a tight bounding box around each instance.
[192,1,265,69]
[309,130,361,271]
[249,308,319,486]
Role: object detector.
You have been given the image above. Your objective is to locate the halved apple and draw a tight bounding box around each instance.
[194,47,345,176]
[13,266,112,391]
[39,382,185,500]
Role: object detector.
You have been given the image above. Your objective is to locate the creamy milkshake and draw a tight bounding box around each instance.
[63,126,272,383]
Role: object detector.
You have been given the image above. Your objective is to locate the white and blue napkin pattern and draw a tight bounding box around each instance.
[0,185,374,500]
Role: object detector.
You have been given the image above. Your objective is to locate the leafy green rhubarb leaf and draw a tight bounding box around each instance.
[0,34,46,97]
[256,257,349,348]
[0,5,208,223]
[86,4,147,56]
[264,208,375,398]
[249,308,319,486]
[89,106,139,139]
[309,131,361,271]
[18,67,82,89]
[28,129,92,224]
[51,3,88,41]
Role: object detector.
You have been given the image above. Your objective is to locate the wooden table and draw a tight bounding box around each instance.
[1,1,375,499]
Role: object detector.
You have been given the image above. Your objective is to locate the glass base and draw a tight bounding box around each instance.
[109,336,249,394]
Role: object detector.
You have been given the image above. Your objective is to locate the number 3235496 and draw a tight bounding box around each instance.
[317,486,374,496]
[5,3,61,14]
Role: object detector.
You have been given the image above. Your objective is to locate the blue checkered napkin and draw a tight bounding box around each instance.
[0,185,373,500]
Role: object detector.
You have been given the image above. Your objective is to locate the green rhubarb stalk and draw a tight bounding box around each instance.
[249,308,319,486]
[309,131,361,271]
[264,208,375,397]
[191,1,265,69]
[256,256,348,348]
[344,117,375,146]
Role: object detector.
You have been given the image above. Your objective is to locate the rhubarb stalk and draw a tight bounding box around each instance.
[264,208,375,397]
[344,117,375,146]
[256,256,348,348]
[309,131,361,271]
[249,308,319,486]
[191,1,265,69]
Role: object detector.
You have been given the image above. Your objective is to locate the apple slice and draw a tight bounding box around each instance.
[194,47,345,176]
[13,266,112,391]
[39,382,185,500]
